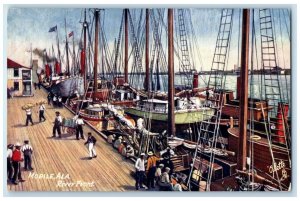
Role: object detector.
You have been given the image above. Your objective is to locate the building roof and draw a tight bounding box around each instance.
[7,58,31,69]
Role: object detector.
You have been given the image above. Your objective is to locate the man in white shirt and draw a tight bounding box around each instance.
[25,108,34,126]
[21,140,33,171]
[39,104,46,122]
[75,116,85,140]
[7,144,14,182]
[135,153,145,190]
[52,111,62,138]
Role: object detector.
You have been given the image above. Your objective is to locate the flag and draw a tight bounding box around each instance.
[68,31,74,38]
[48,25,57,32]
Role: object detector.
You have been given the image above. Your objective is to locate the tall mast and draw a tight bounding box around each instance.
[93,9,100,101]
[65,17,70,74]
[167,9,175,136]
[124,9,129,83]
[72,31,76,76]
[56,27,61,71]
[237,9,250,171]
[145,8,150,93]
[83,9,87,91]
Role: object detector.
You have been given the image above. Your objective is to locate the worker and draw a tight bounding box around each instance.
[125,145,135,159]
[58,96,63,108]
[39,103,46,122]
[113,136,122,149]
[21,140,34,171]
[7,144,14,182]
[75,116,85,140]
[84,132,97,159]
[135,153,146,190]
[11,142,25,185]
[172,178,183,191]
[155,163,164,183]
[52,111,62,138]
[159,167,173,191]
[25,108,34,126]
[47,92,52,105]
[53,95,57,107]
[107,134,116,144]
[146,151,160,189]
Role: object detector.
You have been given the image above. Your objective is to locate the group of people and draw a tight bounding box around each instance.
[47,92,63,108]
[107,134,135,159]
[24,103,46,126]
[134,150,183,191]
[7,140,33,185]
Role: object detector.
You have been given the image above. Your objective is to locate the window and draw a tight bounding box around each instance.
[13,69,19,77]
[14,82,19,91]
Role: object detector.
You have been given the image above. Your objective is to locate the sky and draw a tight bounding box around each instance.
[6,7,291,73]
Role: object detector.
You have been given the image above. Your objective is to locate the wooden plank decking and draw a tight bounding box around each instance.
[7,88,136,191]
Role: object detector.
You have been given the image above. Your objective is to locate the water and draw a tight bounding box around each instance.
[129,74,291,104]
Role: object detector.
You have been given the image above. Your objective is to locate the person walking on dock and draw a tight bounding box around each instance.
[84,132,97,159]
[58,96,63,108]
[146,151,160,189]
[47,92,52,105]
[52,111,62,138]
[7,144,14,182]
[135,153,146,190]
[21,140,33,171]
[53,95,57,107]
[11,142,25,185]
[25,108,34,126]
[75,116,85,140]
[39,103,46,122]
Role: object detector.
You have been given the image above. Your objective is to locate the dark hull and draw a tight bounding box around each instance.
[50,77,84,98]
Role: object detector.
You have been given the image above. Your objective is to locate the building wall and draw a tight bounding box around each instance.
[7,68,33,96]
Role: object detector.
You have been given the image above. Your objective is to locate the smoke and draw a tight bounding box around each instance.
[33,48,57,63]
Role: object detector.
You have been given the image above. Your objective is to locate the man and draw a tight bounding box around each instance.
[84,132,97,159]
[75,116,85,140]
[172,178,183,191]
[21,140,33,171]
[125,145,134,159]
[159,167,173,191]
[11,142,25,185]
[47,92,52,105]
[53,95,57,107]
[113,136,122,149]
[52,111,62,138]
[135,153,146,190]
[39,103,46,122]
[58,96,63,107]
[146,151,160,189]
[25,108,34,126]
[155,163,164,183]
[7,144,14,182]
[107,134,116,144]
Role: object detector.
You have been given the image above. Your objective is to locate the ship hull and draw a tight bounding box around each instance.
[50,76,84,97]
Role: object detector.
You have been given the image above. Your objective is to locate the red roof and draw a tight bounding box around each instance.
[7,58,31,69]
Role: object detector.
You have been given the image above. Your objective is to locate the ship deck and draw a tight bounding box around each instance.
[6,88,135,192]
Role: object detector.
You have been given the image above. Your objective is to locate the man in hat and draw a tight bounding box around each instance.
[159,167,172,191]
[11,142,25,185]
[113,136,122,149]
[25,108,34,126]
[84,132,97,159]
[146,151,160,189]
[21,140,33,170]
[125,144,134,159]
[75,116,85,140]
[38,103,46,122]
[107,134,116,144]
[53,95,57,107]
[155,163,164,183]
[135,153,146,190]
[7,144,14,182]
[47,92,52,105]
[52,111,62,138]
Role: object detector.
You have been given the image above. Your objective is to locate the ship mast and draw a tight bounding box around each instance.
[145,8,150,93]
[83,9,87,91]
[56,27,61,74]
[124,9,129,83]
[65,17,70,75]
[93,9,100,101]
[167,9,175,136]
[237,9,250,171]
